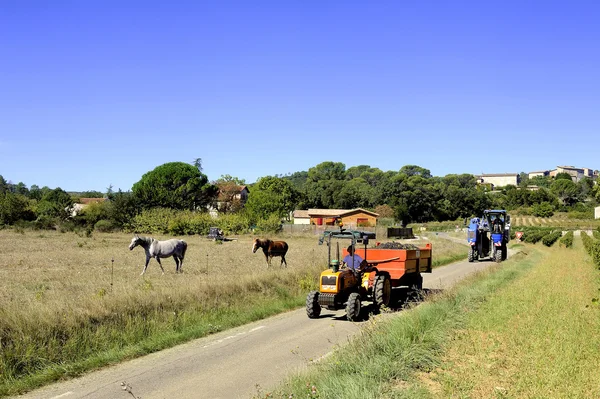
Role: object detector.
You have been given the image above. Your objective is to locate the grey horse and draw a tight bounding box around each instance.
[129,235,187,275]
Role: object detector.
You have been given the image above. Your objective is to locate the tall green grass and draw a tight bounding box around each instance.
[430,238,600,398]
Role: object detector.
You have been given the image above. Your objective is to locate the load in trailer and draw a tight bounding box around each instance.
[306,229,432,321]
[467,210,511,263]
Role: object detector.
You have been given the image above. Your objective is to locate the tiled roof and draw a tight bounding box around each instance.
[293,210,310,218]
[307,208,379,217]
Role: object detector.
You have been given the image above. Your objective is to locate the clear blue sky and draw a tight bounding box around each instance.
[1,1,598,192]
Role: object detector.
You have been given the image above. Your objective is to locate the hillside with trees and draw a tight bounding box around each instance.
[1,161,599,233]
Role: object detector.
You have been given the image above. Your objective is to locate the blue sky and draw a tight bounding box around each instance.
[1,1,598,192]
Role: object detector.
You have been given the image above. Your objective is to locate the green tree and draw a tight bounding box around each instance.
[28,185,44,201]
[554,172,573,181]
[78,190,104,198]
[529,175,551,188]
[244,176,299,220]
[304,162,346,208]
[593,183,600,202]
[550,179,580,206]
[132,162,217,210]
[37,188,74,221]
[518,172,529,187]
[578,177,594,200]
[0,175,8,194]
[107,190,139,228]
[0,192,34,224]
[399,165,432,179]
[13,182,29,196]
[531,202,555,217]
[337,178,375,209]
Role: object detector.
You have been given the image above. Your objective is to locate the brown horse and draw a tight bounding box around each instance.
[252,238,289,268]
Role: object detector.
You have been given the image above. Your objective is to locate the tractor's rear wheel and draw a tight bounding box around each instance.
[468,247,475,262]
[374,274,391,308]
[306,291,321,319]
[346,292,361,321]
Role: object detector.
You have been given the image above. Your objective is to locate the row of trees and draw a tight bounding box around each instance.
[1,161,599,231]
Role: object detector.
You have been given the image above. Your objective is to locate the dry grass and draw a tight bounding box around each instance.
[0,230,463,311]
[0,229,466,395]
[0,230,324,305]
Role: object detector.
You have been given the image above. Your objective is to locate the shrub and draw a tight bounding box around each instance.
[516,226,554,244]
[581,231,594,253]
[559,231,573,248]
[531,202,555,218]
[94,219,116,232]
[592,242,600,269]
[542,231,562,247]
[567,211,594,220]
[128,208,179,234]
[254,214,283,234]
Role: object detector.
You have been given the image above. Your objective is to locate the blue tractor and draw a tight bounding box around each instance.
[467,210,510,263]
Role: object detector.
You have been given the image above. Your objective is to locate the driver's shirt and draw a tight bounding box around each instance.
[343,254,364,270]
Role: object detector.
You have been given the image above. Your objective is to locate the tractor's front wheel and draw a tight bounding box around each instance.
[494,249,502,263]
[306,291,321,319]
[373,274,391,308]
[468,247,475,262]
[346,292,361,321]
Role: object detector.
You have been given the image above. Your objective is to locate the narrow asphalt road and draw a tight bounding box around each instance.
[15,242,497,399]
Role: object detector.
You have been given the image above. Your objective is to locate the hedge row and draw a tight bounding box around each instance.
[542,231,563,247]
[512,226,556,244]
[559,231,574,248]
[581,231,600,268]
[125,208,283,235]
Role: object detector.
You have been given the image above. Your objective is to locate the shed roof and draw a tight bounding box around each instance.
[293,210,310,218]
[307,208,379,217]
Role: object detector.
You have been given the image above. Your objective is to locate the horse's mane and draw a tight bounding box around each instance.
[136,236,154,246]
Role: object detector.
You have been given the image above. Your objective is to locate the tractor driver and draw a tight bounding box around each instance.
[343,245,367,272]
[493,217,503,233]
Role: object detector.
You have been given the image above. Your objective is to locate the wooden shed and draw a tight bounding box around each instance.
[306,208,378,228]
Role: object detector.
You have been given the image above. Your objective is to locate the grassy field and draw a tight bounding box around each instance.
[266,238,600,398]
[427,238,600,398]
[0,229,464,396]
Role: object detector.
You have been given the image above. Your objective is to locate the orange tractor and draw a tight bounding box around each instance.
[306,229,432,321]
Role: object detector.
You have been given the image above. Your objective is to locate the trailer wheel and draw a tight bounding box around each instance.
[468,247,475,262]
[373,274,391,308]
[306,291,321,319]
[346,292,361,321]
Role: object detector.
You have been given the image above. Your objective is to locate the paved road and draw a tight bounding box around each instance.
[15,246,496,399]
